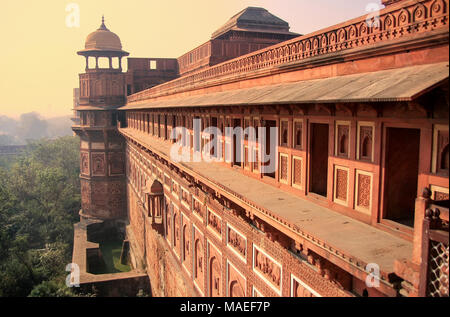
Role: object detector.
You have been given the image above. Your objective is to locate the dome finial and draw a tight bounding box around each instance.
[98,15,109,30]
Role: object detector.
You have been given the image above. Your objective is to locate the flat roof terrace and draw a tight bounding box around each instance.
[119,127,413,294]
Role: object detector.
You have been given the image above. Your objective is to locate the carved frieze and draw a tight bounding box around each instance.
[193,197,205,220]
[253,245,282,294]
[227,224,247,261]
[207,208,222,237]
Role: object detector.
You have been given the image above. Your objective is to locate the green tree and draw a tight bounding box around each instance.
[0,136,81,297]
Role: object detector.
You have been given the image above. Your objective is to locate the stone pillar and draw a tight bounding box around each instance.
[412,188,432,266]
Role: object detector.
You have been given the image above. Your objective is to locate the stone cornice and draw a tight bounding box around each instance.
[127,0,449,104]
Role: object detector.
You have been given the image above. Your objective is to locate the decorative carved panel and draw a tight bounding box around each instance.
[193,197,204,220]
[91,182,108,209]
[181,188,191,205]
[109,181,123,211]
[356,171,372,212]
[109,152,124,175]
[81,152,90,175]
[172,181,179,197]
[227,224,247,261]
[207,208,222,236]
[335,167,348,204]
[253,245,282,294]
[280,154,288,183]
[435,191,449,201]
[293,157,302,188]
[92,153,106,176]
[431,185,449,202]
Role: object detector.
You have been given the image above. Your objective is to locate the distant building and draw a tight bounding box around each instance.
[72,1,449,297]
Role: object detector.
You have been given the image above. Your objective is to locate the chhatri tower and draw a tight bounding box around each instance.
[73,17,129,221]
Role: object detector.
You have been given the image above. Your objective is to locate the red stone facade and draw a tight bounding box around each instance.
[73,0,449,297]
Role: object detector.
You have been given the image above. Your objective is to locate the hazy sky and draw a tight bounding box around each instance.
[0,0,382,119]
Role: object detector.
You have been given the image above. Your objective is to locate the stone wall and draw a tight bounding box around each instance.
[125,142,351,297]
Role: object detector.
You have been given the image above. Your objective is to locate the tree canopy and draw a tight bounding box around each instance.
[0,136,81,297]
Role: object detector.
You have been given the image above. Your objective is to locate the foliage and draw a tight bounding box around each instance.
[0,136,81,297]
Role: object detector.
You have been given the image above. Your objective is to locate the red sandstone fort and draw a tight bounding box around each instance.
[71,0,449,297]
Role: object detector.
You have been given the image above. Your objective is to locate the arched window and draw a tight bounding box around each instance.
[362,136,372,159]
[339,134,348,155]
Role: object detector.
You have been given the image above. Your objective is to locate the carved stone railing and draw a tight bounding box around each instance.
[127,0,449,103]
[419,197,449,297]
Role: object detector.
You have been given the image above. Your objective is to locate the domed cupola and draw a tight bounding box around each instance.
[77,16,129,70]
[83,17,125,52]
